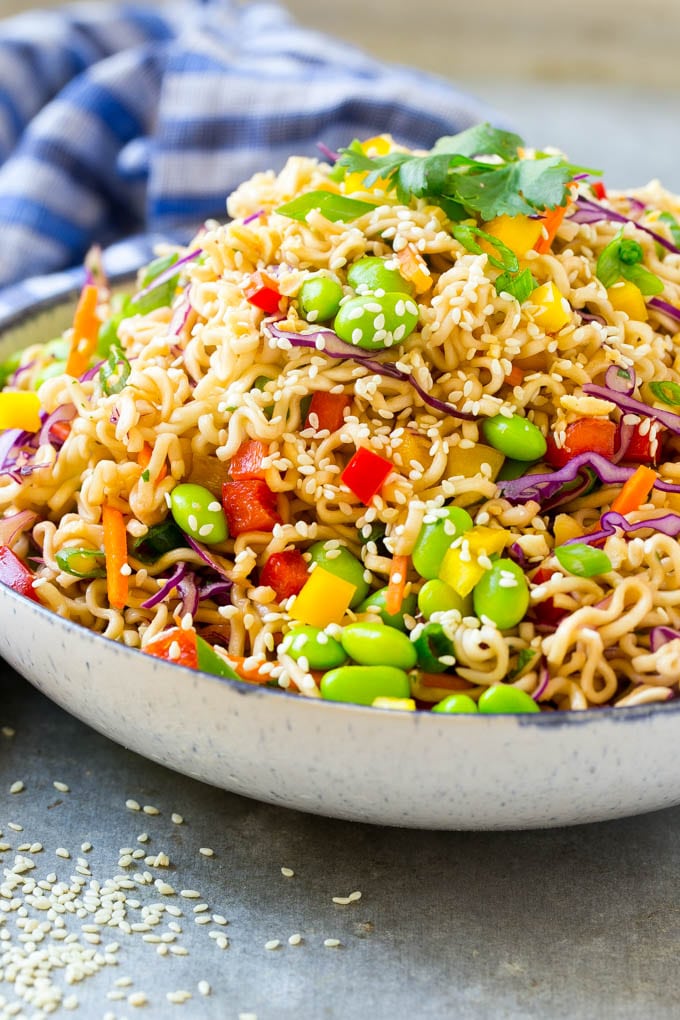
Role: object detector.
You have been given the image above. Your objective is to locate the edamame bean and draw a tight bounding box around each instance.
[417,578,472,619]
[346,256,412,295]
[333,292,419,351]
[298,276,344,322]
[169,483,229,545]
[481,413,547,461]
[340,621,417,670]
[320,664,411,706]
[477,684,539,714]
[357,586,417,630]
[412,622,455,673]
[432,693,479,714]
[472,558,529,630]
[412,506,474,580]
[280,625,347,671]
[307,541,369,608]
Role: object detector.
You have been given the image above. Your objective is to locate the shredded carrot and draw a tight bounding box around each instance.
[385,553,410,617]
[610,465,658,516]
[102,504,129,610]
[396,243,432,294]
[65,284,101,378]
[505,365,525,388]
[137,443,167,482]
[534,183,577,255]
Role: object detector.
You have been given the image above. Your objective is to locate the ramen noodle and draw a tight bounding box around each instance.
[3,125,680,713]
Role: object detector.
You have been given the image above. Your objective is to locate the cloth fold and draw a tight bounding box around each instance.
[0,0,502,314]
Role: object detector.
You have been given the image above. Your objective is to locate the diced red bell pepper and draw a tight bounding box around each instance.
[0,545,40,602]
[621,422,663,466]
[341,447,393,505]
[144,626,198,668]
[49,420,72,444]
[222,479,282,535]
[230,439,268,480]
[243,271,284,315]
[304,391,351,433]
[545,418,617,468]
[528,566,568,627]
[591,181,608,201]
[260,549,309,600]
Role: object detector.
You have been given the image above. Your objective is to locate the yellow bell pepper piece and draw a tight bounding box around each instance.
[342,135,392,194]
[438,526,510,597]
[483,214,544,257]
[371,697,416,711]
[396,243,433,294]
[553,513,584,546]
[530,281,572,333]
[607,280,648,321]
[0,391,41,432]
[446,444,505,508]
[289,566,356,629]
[395,430,430,472]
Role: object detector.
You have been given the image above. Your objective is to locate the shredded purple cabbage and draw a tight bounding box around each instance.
[141,561,188,609]
[177,572,199,617]
[242,209,265,225]
[316,141,339,164]
[198,579,233,605]
[507,541,530,569]
[265,321,477,421]
[604,364,636,395]
[563,509,680,547]
[168,290,192,337]
[648,297,680,324]
[532,664,550,702]
[570,196,678,253]
[0,509,38,547]
[582,383,680,437]
[185,535,233,582]
[38,404,76,448]
[650,626,680,652]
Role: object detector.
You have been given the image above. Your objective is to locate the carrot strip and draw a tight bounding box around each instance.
[385,553,409,617]
[138,443,167,482]
[534,183,577,255]
[65,284,100,378]
[505,365,525,387]
[396,243,432,294]
[102,504,129,610]
[610,465,658,516]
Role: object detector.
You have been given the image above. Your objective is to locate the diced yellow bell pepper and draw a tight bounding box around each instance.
[530,281,572,333]
[371,697,416,711]
[342,135,392,194]
[607,280,648,321]
[553,513,584,546]
[483,214,544,257]
[0,391,41,432]
[446,443,505,508]
[396,244,433,294]
[288,566,356,629]
[394,430,430,472]
[438,526,510,597]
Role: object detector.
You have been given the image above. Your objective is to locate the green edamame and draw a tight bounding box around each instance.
[340,621,417,670]
[477,684,540,714]
[320,664,411,706]
[346,256,412,295]
[472,558,529,630]
[169,483,228,545]
[412,506,474,580]
[333,292,419,351]
[307,541,369,608]
[357,586,417,630]
[411,622,455,673]
[417,578,472,620]
[481,413,547,461]
[298,276,344,323]
[280,625,347,671]
[432,693,479,714]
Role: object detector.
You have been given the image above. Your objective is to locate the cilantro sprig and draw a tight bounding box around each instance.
[336,123,597,222]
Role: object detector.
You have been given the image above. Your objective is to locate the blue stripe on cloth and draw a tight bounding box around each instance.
[0,0,509,307]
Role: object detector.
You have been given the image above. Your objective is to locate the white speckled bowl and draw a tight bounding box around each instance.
[2,281,680,830]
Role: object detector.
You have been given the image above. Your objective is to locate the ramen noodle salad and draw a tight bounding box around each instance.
[4,123,680,714]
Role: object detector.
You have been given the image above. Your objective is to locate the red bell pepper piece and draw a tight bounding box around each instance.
[545,418,617,469]
[622,422,663,465]
[341,447,393,505]
[529,566,568,627]
[222,479,282,535]
[591,181,607,201]
[260,549,309,600]
[0,545,40,602]
[144,626,198,668]
[50,420,72,444]
[230,439,268,480]
[243,271,284,314]
[304,391,351,433]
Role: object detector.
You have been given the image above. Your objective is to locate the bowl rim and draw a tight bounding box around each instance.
[1,269,678,730]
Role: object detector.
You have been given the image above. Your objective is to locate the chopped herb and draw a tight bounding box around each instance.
[132,520,186,563]
[141,469,151,482]
[507,646,538,680]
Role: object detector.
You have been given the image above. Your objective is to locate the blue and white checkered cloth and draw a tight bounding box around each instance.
[0,0,503,318]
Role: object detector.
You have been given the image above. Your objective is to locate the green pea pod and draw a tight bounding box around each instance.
[276,190,377,223]
[130,253,181,315]
[412,622,456,673]
[196,635,240,680]
[55,548,106,579]
[554,542,612,578]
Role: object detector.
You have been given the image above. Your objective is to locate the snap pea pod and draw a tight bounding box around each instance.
[411,622,455,673]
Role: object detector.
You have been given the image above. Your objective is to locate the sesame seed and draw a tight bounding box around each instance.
[55,847,70,859]
[167,990,192,1003]
[280,866,295,878]
[129,992,148,1006]
[199,847,214,857]
[324,938,342,948]
[171,813,184,824]
[264,939,281,950]
[143,805,160,815]
[180,889,201,899]
[126,799,141,812]
[53,781,70,793]
[288,933,303,946]
[198,980,211,996]
[10,780,24,794]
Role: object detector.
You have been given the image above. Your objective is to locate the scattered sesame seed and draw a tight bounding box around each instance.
[171,813,184,825]
[126,799,141,812]
[198,980,211,996]
[199,847,214,857]
[288,933,302,946]
[129,991,148,1007]
[167,990,192,1004]
[143,805,160,815]
[264,939,281,950]
[324,938,342,948]
[137,833,149,843]
[55,847,70,859]
[180,889,201,899]
[10,780,24,794]
[280,866,295,878]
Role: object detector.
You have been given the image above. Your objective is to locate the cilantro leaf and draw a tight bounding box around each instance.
[453,156,580,220]
[432,123,524,161]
